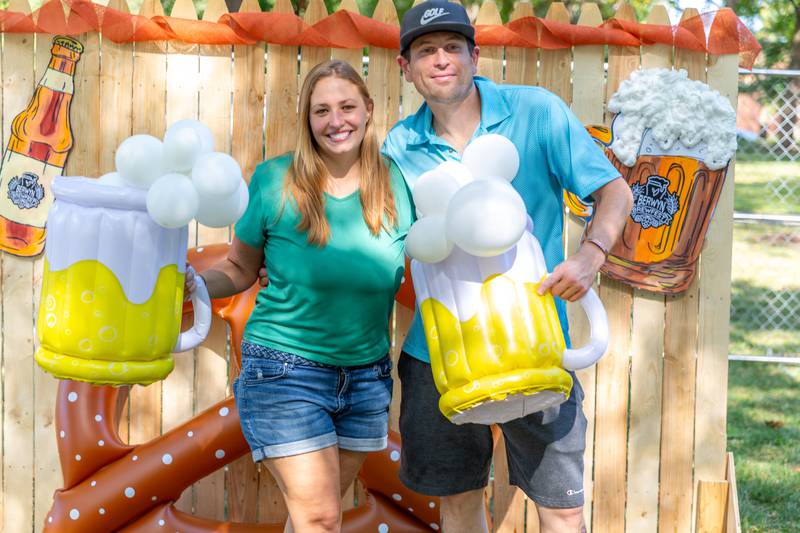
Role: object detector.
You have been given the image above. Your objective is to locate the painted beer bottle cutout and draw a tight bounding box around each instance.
[0,35,83,256]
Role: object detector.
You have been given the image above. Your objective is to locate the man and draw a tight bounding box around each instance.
[381,2,633,532]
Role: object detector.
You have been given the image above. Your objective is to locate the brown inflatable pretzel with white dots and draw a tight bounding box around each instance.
[42,244,439,532]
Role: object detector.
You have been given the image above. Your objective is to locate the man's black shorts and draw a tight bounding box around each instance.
[397,352,587,509]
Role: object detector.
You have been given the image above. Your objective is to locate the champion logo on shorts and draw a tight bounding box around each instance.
[420,7,449,25]
[566,488,584,496]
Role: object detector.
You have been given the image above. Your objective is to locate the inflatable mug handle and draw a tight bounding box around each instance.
[174,266,212,352]
[561,287,609,370]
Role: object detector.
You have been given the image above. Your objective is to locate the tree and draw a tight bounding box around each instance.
[730,0,800,153]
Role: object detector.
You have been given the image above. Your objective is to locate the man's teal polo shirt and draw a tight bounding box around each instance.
[382,76,620,363]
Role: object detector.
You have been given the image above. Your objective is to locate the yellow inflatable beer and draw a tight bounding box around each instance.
[411,229,609,425]
[35,176,210,386]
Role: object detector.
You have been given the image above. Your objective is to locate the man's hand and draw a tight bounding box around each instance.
[258,266,268,287]
[537,245,605,302]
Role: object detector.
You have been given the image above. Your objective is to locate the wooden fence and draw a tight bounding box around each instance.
[0,0,740,531]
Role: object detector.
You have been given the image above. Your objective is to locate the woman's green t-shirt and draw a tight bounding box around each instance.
[234,153,414,366]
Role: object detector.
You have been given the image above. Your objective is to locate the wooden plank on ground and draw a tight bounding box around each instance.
[162,0,200,514]
[2,6,36,531]
[505,1,537,86]
[592,5,638,532]
[696,34,739,488]
[724,453,741,533]
[265,0,299,156]
[99,0,134,175]
[366,0,400,139]
[659,10,705,533]
[128,0,167,448]
[228,0,264,522]
[569,5,604,531]
[300,0,330,83]
[624,7,671,533]
[400,0,425,118]
[539,3,571,104]
[193,0,233,520]
[331,0,363,73]
[695,481,728,533]
[475,0,502,82]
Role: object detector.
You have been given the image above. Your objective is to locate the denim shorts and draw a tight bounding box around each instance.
[233,341,393,462]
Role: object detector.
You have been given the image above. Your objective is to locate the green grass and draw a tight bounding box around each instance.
[727,361,800,533]
[734,161,800,216]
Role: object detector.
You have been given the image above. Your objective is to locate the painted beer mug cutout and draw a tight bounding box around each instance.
[565,69,736,294]
[35,176,211,386]
[407,135,609,425]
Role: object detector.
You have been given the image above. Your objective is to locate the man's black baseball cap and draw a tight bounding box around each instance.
[400,1,476,56]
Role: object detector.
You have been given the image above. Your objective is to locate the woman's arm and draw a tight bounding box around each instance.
[186,237,265,299]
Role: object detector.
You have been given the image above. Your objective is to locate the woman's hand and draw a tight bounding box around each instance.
[184,264,199,301]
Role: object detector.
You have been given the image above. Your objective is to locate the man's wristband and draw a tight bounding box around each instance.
[585,237,610,259]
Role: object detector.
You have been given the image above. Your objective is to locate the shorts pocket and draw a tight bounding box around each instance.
[374,356,393,379]
[240,357,288,386]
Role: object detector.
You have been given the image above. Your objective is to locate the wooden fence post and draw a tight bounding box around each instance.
[593,4,638,531]
[128,0,167,451]
[570,4,605,531]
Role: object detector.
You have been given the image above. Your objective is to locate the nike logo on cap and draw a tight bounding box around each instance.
[420,7,450,25]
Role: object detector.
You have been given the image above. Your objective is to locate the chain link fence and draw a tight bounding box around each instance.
[731,69,800,359]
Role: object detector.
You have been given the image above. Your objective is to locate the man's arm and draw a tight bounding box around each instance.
[537,177,632,301]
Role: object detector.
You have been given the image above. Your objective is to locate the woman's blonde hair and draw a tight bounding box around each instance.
[288,59,397,246]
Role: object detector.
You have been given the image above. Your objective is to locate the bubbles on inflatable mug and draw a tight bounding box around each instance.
[98,171,126,187]
[412,169,461,217]
[146,174,199,229]
[192,152,242,198]
[461,134,519,182]
[163,119,214,172]
[436,160,473,187]
[405,215,453,263]
[446,179,527,257]
[115,134,165,189]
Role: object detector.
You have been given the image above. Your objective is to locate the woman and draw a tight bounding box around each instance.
[186,60,413,532]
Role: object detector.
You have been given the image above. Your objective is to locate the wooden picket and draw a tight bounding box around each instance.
[128,0,167,449]
[228,0,264,522]
[3,4,35,531]
[570,4,603,531]
[162,0,200,514]
[0,1,742,530]
[624,6,671,532]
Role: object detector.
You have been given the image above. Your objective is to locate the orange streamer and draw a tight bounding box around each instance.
[0,0,761,68]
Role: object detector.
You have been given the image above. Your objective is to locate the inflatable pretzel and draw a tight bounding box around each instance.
[43,244,440,532]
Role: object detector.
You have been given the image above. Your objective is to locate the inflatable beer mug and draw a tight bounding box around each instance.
[406,135,609,425]
[35,176,211,386]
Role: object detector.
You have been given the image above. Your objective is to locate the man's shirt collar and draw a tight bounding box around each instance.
[405,76,511,148]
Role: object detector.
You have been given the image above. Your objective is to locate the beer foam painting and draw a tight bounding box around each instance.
[574,68,737,294]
